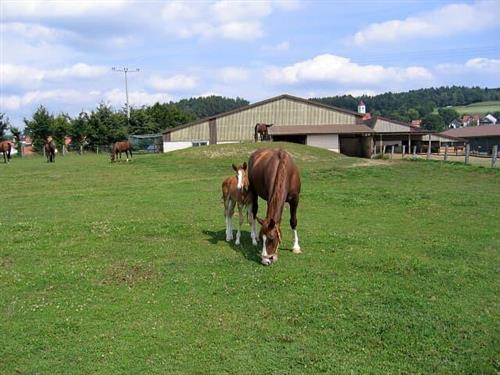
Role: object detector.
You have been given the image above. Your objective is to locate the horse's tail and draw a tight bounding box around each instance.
[254,124,259,142]
[7,142,11,160]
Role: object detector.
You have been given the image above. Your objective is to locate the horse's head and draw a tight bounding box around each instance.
[256,217,281,266]
[232,162,248,191]
[47,136,53,143]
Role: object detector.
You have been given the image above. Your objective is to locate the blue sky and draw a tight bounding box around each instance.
[1,0,500,127]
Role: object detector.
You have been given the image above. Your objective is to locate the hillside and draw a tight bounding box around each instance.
[446,101,500,115]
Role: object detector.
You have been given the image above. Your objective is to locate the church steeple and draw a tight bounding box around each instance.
[357,100,366,114]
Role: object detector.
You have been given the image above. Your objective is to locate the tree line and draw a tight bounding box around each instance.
[0,96,249,152]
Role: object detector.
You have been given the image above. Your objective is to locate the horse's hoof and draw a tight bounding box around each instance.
[292,246,301,254]
[252,239,258,246]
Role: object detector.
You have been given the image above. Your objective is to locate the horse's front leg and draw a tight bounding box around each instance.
[225,198,235,241]
[250,194,258,246]
[235,203,244,245]
[289,195,301,253]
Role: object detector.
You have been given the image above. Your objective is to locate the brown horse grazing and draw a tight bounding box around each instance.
[221,162,257,246]
[44,136,56,163]
[111,141,133,162]
[0,140,12,163]
[254,123,273,142]
[248,148,301,266]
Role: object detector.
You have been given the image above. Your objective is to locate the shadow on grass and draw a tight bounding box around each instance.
[202,229,261,264]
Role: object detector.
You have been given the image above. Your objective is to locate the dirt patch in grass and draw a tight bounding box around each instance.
[349,159,394,168]
[100,261,160,287]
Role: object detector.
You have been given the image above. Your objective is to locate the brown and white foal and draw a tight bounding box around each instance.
[222,162,257,246]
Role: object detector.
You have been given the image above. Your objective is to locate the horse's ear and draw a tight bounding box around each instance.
[269,218,275,229]
[232,164,237,172]
[256,217,264,226]
[242,162,247,170]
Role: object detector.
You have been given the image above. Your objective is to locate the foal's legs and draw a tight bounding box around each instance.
[289,195,301,253]
[225,197,235,241]
[235,203,244,245]
[250,193,258,246]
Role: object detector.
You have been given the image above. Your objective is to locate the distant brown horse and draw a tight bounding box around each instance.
[0,140,12,163]
[248,148,301,266]
[44,136,56,163]
[254,123,273,142]
[221,162,256,246]
[111,141,133,162]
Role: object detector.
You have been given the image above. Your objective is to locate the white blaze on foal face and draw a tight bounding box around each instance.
[237,170,244,190]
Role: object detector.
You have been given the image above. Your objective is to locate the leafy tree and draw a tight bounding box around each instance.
[70,112,92,153]
[9,126,23,156]
[0,113,10,140]
[406,108,420,121]
[174,96,249,119]
[422,113,446,132]
[24,105,54,151]
[438,108,460,126]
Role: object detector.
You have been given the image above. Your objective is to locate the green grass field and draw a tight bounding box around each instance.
[1,143,499,374]
[442,101,500,115]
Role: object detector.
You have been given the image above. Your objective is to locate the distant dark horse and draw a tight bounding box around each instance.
[44,137,56,163]
[0,140,12,163]
[111,141,133,162]
[248,148,301,266]
[254,123,273,142]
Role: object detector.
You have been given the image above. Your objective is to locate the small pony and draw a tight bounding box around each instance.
[254,123,273,142]
[111,141,133,162]
[44,136,56,163]
[221,162,257,246]
[0,140,12,163]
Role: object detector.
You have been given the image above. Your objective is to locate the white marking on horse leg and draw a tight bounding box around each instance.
[225,215,231,241]
[235,206,243,245]
[292,229,301,253]
[251,215,258,246]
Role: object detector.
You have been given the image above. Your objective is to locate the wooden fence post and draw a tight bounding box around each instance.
[97,145,99,155]
[382,145,386,157]
[492,145,498,168]
[444,145,448,161]
[465,144,470,165]
[402,145,406,158]
[427,138,431,160]
[391,145,394,159]
[413,145,417,159]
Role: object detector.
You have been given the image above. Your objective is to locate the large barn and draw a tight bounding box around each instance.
[162,94,434,157]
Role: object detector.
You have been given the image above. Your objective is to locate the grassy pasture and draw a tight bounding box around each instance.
[1,143,499,374]
[443,101,500,115]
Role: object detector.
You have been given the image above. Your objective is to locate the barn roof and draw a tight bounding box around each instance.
[269,124,374,135]
[440,124,500,138]
[162,94,363,134]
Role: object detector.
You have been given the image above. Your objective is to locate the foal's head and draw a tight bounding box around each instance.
[232,162,248,191]
[257,217,281,266]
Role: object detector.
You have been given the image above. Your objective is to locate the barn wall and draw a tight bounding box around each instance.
[306,134,339,152]
[170,121,209,141]
[215,98,357,142]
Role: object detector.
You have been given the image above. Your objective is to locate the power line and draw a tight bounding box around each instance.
[112,67,140,122]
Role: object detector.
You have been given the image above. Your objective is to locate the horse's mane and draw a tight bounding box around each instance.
[268,150,288,223]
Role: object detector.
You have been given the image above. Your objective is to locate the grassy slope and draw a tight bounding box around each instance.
[1,143,499,374]
[443,101,500,115]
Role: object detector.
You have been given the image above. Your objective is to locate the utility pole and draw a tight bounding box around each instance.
[112,67,140,122]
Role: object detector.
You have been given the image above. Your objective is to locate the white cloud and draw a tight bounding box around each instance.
[104,89,173,107]
[147,74,198,91]
[266,54,432,85]
[1,63,108,87]
[1,0,128,18]
[436,57,500,74]
[161,0,298,40]
[351,1,500,45]
[219,67,250,83]
[1,89,100,110]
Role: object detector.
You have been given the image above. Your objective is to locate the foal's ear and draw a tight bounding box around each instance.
[242,162,247,170]
[232,163,238,172]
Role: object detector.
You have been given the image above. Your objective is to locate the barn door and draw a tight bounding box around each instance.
[209,118,217,145]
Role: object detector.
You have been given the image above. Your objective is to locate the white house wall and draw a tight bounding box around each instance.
[306,134,339,152]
